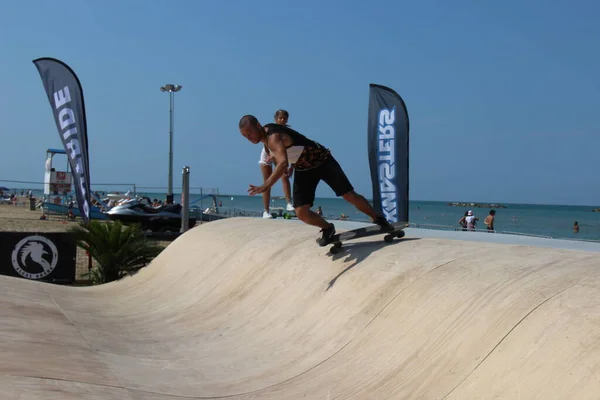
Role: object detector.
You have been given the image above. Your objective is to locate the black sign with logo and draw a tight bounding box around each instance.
[0,232,76,284]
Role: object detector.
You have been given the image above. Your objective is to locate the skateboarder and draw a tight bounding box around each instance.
[239,114,394,246]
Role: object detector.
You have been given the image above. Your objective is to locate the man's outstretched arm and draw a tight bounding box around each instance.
[262,134,289,188]
[248,134,289,196]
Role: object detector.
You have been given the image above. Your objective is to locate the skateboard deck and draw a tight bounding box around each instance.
[320,222,407,254]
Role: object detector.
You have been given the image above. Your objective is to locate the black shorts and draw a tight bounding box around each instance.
[292,156,354,208]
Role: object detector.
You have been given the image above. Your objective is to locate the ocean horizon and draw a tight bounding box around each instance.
[137,191,600,242]
[4,185,599,242]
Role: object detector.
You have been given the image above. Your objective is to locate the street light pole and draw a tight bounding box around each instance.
[160,84,183,204]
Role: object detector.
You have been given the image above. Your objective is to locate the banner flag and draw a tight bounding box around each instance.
[367,83,410,224]
[33,57,91,223]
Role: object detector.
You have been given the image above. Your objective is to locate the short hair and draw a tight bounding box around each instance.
[274,109,289,119]
[239,115,258,129]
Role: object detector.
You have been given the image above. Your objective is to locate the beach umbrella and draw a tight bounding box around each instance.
[0,186,9,191]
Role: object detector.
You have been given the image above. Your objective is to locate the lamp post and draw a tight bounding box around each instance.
[160,84,183,204]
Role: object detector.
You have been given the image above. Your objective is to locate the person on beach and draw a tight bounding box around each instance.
[484,209,496,232]
[465,210,478,231]
[259,109,294,218]
[458,211,468,231]
[239,114,394,246]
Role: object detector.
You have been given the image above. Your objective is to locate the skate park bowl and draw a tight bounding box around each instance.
[2,217,600,399]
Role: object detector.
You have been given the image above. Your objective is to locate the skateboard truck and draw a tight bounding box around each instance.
[324,222,407,255]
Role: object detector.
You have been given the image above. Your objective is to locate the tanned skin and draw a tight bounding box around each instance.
[260,113,292,213]
[240,117,380,230]
[243,122,293,196]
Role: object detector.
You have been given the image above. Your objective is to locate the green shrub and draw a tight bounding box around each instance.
[69,220,163,284]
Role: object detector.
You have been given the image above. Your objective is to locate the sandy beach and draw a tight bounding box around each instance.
[0,198,79,233]
[0,198,168,283]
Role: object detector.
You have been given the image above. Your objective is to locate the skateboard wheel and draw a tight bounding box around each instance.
[384,234,394,243]
[334,242,342,248]
[396,231,405,239]
[330,245,341,254]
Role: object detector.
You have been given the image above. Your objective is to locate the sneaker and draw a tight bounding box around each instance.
[373,215,394,232]
[286,202,294,211]
[317,223,336,246]
[262,211,273,219]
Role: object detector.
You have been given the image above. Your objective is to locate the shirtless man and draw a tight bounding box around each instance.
[484,210,496,232]
[259,109,293,218]
[239,115,393,245]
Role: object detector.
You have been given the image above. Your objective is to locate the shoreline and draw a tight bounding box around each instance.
[2,196,596,241]
[3,185,600,209]
[325,219,600,253]
[2,195,598,247]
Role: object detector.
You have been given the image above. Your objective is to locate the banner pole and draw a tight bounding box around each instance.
[180,166,190,233]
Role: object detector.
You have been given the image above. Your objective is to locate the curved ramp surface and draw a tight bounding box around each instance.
[2,217,600,399]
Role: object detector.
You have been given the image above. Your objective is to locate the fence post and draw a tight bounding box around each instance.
[200,187,203,225]
[180,166,190,233]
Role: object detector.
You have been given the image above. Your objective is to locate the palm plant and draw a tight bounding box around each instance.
[69,220,163,284]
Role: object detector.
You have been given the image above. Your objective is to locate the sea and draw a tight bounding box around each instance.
[140,191,600,242]
[9,188,600,242]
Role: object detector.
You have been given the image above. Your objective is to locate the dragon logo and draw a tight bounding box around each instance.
[11,235,58,280]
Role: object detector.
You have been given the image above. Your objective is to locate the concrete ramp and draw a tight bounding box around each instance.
[2,217,600,399]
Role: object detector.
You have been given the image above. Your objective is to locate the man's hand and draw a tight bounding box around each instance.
[259,132,290,188]
[248,184,267,196]
[285,164,295,178]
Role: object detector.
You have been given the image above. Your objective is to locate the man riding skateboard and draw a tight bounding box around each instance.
[239,114,394,246]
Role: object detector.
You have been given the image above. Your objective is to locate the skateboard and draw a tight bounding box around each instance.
[320,222,407,254]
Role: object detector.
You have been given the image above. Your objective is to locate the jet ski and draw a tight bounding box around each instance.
[106,196,197,232]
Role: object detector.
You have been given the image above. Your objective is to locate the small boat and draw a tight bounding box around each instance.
[188,194,229,222]
[106,190,133,201]
[195,207,230,222]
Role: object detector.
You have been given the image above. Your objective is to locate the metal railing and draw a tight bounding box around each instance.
[408,222,554,238]
[407,222,600,242]
[3,179,599,243]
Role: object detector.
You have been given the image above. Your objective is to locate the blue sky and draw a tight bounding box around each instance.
[1,0,599,205]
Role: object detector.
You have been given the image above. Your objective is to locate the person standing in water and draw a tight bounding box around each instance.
[258,109,294,218]
[484,210,496,232]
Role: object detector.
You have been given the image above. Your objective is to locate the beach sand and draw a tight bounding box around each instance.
[0,198,168,283]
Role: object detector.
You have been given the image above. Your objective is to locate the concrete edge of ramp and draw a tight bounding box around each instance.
[327,218,600,253]
[1,217,600,399]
